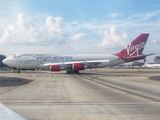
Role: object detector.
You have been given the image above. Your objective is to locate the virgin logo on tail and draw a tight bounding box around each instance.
[126,41,146,56]
[114,33,149,57]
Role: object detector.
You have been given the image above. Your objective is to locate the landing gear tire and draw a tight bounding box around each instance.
[74,70,79,74]
[66,70,79,74]
[17,69,20,74]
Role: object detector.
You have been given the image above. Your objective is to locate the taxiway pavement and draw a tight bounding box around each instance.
[0,69,160,120]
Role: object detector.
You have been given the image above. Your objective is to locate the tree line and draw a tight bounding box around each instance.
[0,55,6,67]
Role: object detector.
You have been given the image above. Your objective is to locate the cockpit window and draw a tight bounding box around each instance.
[12,53,21,59]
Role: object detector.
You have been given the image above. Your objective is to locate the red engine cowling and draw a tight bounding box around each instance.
[50,65,60,71]
[73,63,85,70]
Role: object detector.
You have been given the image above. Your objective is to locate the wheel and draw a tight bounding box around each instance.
[17,69,20,74]
[73,70,79,74]
[66,70,79,74]
[66,70,71,74]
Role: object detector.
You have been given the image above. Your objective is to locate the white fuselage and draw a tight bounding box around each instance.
[3,53,124,69]
[142,64,160,69]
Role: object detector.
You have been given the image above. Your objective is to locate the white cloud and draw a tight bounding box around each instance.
[128,11,160,23]
[45,16,63,36]
[108,13,120,18]
[0,13,89,48]
[0,14,64,44]
[71,33,87,41]
[99,26,129,48]
[142,11,160,21]
[152,39,157,43]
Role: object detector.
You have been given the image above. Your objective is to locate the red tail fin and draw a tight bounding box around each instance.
[114,33,149,57]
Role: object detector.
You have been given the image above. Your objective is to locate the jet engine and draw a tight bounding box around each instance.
[50,64,61,71]
[72,63,85,70]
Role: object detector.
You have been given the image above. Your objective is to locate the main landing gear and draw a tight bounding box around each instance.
[17,69,20,74]
[66,69,79,74]
[13,68,20,73]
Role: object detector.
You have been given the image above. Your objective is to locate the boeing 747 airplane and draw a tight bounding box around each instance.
[3,33,153,73]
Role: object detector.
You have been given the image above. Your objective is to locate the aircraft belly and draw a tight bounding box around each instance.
[94,59,124,68]
[97,62,110,67]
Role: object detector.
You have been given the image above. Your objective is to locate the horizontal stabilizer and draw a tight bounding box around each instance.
[125,53,155,59]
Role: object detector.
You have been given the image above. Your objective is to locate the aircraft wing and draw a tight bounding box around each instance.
[39,53,154,68]
[0,103,26,120]
[40,60,110,67]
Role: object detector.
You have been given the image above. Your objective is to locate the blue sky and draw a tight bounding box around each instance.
[0,0,160,62]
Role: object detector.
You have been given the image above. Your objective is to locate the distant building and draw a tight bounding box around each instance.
[154,56,160,64]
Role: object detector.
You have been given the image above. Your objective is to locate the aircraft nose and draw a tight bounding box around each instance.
[2,59,6,64]
[2,58,8,65]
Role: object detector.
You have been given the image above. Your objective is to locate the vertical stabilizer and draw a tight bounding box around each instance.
[114,33,149,57]
[144,58,149,65]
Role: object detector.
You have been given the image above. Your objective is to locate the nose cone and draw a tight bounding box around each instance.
[2,59,6,65]
[2,55,16,67]
[2,58,10,66]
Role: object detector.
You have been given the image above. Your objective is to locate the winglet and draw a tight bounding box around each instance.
[0,103,26,120]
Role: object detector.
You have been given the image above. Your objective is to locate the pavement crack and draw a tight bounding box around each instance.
[61,78,71,103]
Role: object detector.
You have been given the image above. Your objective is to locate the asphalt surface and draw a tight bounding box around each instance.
[0,69,160,120]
